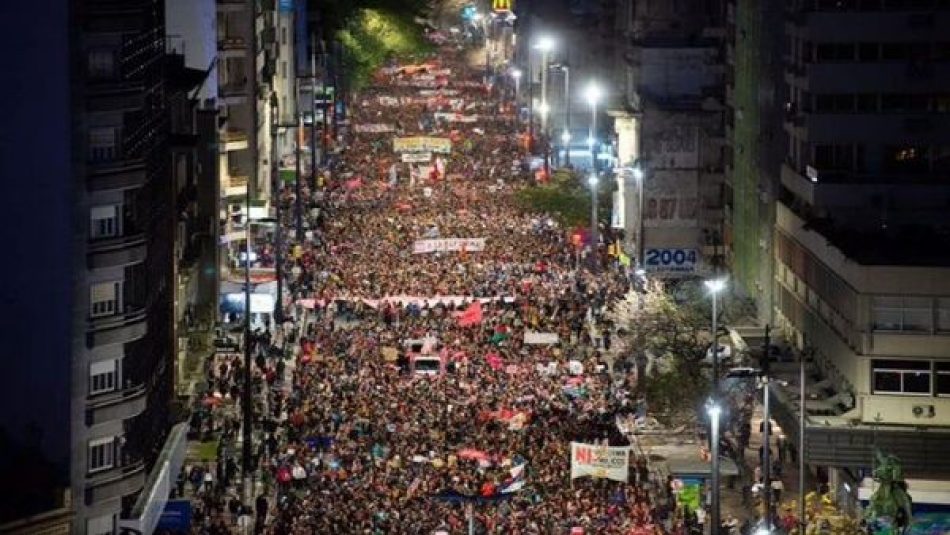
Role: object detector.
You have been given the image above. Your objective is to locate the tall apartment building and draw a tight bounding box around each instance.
[726,0,950,497]
[724,0,785,319]
[217,0,281,203]
[0,1,208,533]
[608,0,728,276]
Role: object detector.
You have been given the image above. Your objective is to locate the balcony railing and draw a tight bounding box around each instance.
[88,233,147,269]
[85,382,148,426]
[85,458,146,506]
[86,306,148,348]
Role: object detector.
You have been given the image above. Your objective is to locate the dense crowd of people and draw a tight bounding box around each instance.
[184,30,700,535]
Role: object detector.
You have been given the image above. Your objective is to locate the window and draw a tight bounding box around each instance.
[936,362,950,396]
[872,359,932,395]
[90,205,119,239]
[858,43,880,61]
[90,281,121,318]
[873,296,933,331]
[87,514,115,535]
[815,42,854,62]
[814,144,855,170]
[856,94,877,112]
[281,60,287,79]
[88,126,119,162]
[88,49,115,79]
[883,145,930,174]
[281,27,287,45]
[88,437,115,472]
[89,360,117,395]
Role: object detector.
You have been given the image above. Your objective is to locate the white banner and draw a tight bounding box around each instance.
[524,331,560,345]
[434,112,479,123]
[402,152,432,163]
[412,238,486,254]
[419,89,460,97]
[570,442,630,482]
[354,123,396,133]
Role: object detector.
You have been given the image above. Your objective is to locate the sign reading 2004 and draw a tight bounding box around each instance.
[644,248,697,272]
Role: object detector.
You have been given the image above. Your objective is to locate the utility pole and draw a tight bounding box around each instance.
[269,96,283,324]
[242,0,258,495]
[294,110,303,242]
[761,324,772,530]
[310,32,318,189]
[563,65,571,167]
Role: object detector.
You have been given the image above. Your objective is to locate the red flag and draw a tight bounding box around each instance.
[456,301,483,327]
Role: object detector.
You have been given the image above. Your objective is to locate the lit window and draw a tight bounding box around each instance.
[88,437,115,473]
[90,281,121,318]
[90,205,119,239]
[89,360,117,395]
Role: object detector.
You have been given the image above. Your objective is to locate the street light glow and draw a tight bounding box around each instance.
[632,167,644,180]
[472,12,483,21]
[705,277,727,294]
[753,528,771,535]
[538,102,550,116]
[535,36,555,51]
[510,68,522,79]
[707,403,722,419]
[587,175,598,187]
[585,82,602,106]
[587,136,596,147]
[561,130,571,143]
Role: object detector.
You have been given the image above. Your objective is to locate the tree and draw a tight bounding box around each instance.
[865,450,913,534]
[514,170,611,229]
[610,282,711,424]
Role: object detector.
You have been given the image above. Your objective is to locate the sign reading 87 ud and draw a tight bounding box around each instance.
[644,248,697,272]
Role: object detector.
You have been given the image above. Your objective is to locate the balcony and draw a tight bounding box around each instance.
[85,459,146,506]
[85,382,147,426]
[218,36,248,58]
[88,233,147,270]
[222,129,249,152]
[87,159,147,192]
[222,175,249,197]
[216,0,247,12]
[86,307,148,348]
[85,81,146,112]
[220,81,249,104]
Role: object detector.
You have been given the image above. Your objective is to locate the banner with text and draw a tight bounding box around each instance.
[412,238,486,254]
[354,123,396,133]
[394,136,452,154]
[570,442,630,482]
[524,331,560,345]
[402,152,433,163]
[434,112,479,124]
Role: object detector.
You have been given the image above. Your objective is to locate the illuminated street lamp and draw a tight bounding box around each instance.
[707,402,723,535]
[585,82,601,171]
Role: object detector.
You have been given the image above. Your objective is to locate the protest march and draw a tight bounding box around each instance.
[187,22,696,535]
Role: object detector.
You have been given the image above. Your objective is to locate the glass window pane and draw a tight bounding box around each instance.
[873,309,902,330]
[874,371,902,393]
[936,373,950,395]
[904,371,931,394]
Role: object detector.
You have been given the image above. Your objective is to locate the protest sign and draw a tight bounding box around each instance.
[412,238,486,254]
[523,331,559,345]
[570,442,630,482]
[353,123,396,133]
[434,112,479,123]
[393,136,452,154]
[401,152,432,163]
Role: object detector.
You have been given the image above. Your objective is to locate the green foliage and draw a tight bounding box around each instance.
[514,170,611,228]
[337,8,433,89]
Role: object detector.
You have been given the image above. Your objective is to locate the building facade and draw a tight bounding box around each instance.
[609,0,728,276]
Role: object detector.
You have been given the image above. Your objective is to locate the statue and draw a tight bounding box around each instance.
[865,450,913,534]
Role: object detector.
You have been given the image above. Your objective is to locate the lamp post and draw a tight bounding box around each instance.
[510,68,522,100]
[268,96,284,324]
[707,402,722,535]
[585,82,601,172]
[561,130,571,168]
[534,37,554,176]
[588,174,599,265]
[632,164,645,269]
[705,277,727,396]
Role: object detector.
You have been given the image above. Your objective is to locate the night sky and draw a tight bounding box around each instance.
[0,0,73,479]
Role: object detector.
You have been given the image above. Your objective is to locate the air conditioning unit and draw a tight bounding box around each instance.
[912,404,935,418]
